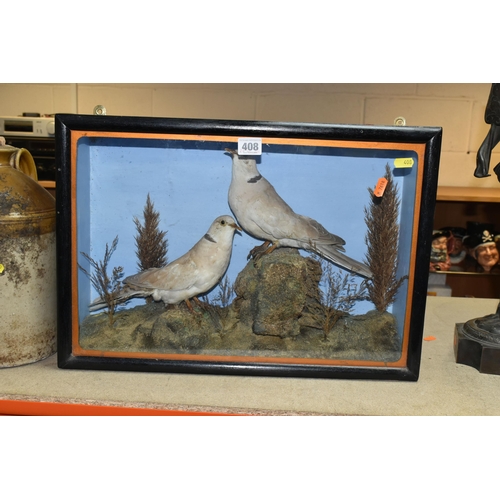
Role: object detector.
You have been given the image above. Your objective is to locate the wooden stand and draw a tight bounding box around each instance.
[454,322,500,375]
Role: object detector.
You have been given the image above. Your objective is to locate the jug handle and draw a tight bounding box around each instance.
[12,147,38,181]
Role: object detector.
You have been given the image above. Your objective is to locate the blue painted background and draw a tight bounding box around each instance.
[76,137,418,329]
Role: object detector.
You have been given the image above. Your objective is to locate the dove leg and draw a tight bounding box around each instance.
[193,296,209,311]
[249,241,279,261]
[185,298,196,313]
[185,297,205,314]
[248,240,272,260]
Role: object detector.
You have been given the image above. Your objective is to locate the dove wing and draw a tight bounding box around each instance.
[242,178,302,240]
[299,216,346,249]
[124,254,199,292]
[245,179,346,248]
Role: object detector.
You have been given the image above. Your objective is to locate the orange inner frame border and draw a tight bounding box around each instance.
[70,130,427,369]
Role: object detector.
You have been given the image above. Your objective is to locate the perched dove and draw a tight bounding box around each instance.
[226,149,373,279]
[89,215,241,312]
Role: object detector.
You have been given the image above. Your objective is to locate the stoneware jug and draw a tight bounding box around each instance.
[0,138,57,367]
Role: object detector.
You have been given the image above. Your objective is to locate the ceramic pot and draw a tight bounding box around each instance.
[0,141,57,367]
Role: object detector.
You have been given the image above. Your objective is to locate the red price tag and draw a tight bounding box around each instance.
[374,178,388,197]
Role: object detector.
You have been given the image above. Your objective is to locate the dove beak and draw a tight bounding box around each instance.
[230,222,243,234]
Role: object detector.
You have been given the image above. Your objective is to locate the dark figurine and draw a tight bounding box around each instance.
[455,84,500,374]
[475,83,500,181]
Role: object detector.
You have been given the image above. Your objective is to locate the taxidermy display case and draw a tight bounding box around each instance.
[55,114,442,380]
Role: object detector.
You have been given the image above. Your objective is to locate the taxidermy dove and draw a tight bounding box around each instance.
[89,215,241,312]
[226,149,373,279]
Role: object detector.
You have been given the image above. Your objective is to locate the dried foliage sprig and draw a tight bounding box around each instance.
[306,257,368,338]
[364,164,407,312]
[202,275,235,332]
[213,275,235,309]
[319,262,368,338]
[79,236,123,326]
[134,193,168,272]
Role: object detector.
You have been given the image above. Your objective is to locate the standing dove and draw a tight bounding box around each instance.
[226,149,373,279]
[89,215,241,312]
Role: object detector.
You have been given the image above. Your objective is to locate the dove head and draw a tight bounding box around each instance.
[207,215,242,242]
[225,148,259,179]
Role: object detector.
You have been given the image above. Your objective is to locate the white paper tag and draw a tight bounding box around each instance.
[238,138,262,155]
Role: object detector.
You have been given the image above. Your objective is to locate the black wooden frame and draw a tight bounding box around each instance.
[55,113,442,381]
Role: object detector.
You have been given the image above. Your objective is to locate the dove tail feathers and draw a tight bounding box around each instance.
[88,288,150,312]
[313,245,373,280]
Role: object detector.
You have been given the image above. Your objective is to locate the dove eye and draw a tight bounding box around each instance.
[220,220,226,225]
